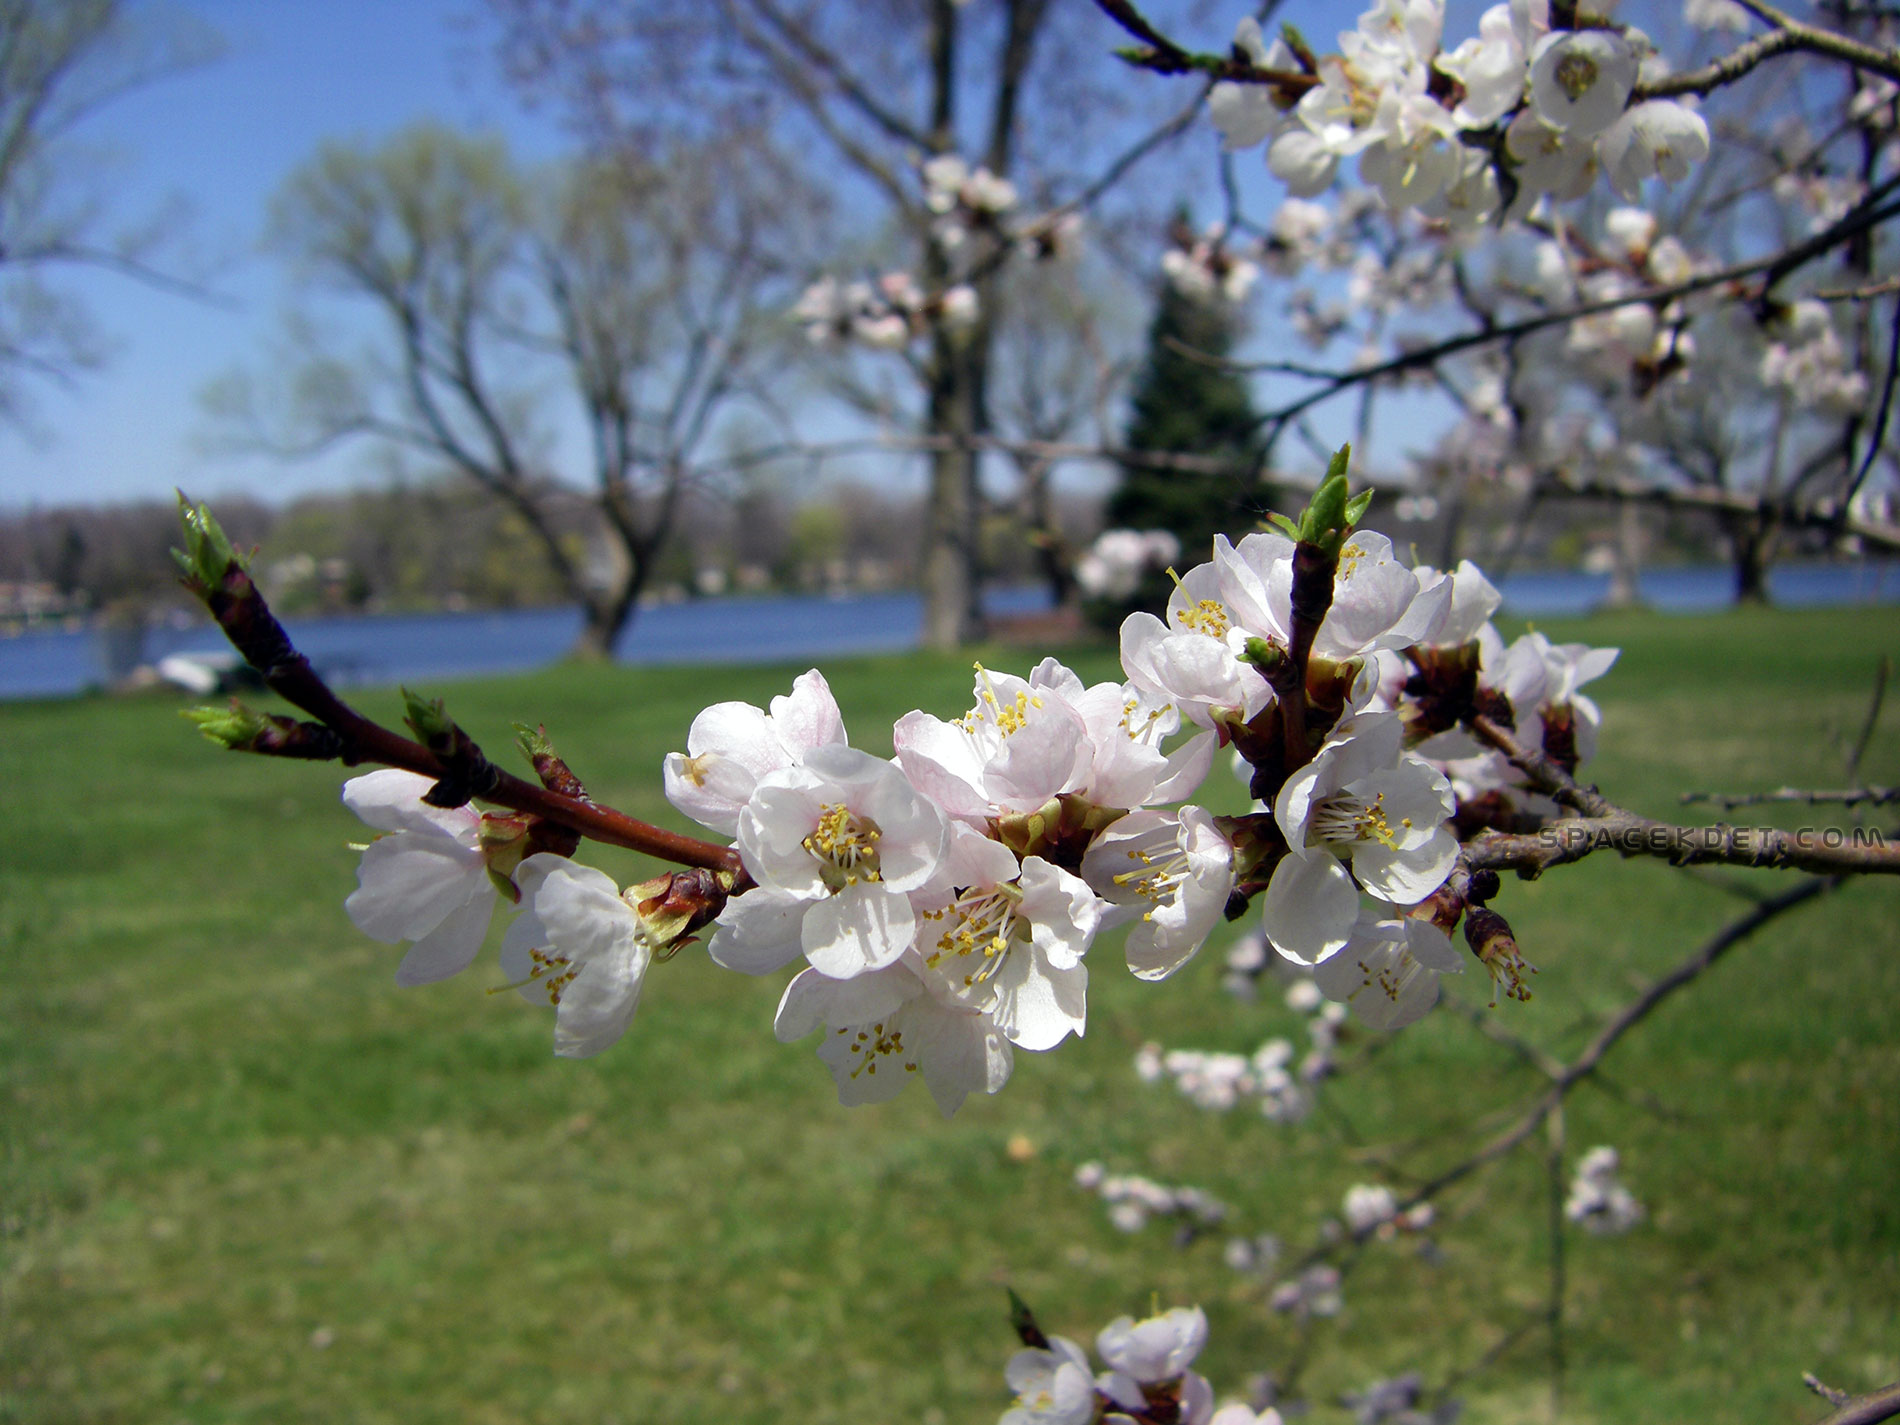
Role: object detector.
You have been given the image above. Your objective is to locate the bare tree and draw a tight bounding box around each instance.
[489,0,1202,648]
[0,0,216,423]
[213,124,804,658]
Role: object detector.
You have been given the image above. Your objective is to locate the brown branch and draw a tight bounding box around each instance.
[191,557,743,878]
[1200,186,1900,433]
[1529,472,1900,553]
[1463,715,1900,876]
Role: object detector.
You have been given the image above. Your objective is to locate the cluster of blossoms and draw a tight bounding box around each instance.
[789,149,1081,352]
[924,152,1020,248]
[1074,1161,1228,1236]
[1210,2,1710,221]
[1000,1305,1283,1425]
[1270,1263,1345,1319]
[338,458,1615,1112]
[1076,528,1183,602]
[1564,1145,1645,1235]
[1134,1035,1315,1121]
[792,270,979,349]
[1757,297,1871,414]
[1161,222,1260,305]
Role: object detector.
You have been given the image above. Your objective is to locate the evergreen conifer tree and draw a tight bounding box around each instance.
[1099,261,1272,623]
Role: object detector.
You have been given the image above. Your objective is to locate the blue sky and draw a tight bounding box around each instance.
[0,0,1435,514]
[0,0,570,511]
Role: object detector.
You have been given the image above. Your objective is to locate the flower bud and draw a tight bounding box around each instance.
[1464,904,1535,1003]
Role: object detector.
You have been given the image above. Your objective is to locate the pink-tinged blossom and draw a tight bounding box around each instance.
[1082,806,1235,981]
[775,961,1011,1115]
[894,662,1093,820]
[1218,529,1451,666]
[899,659,1213,819]
[1410,559,1502,647]
[710,744,947,980]
[342,768,504,988]
[1310,905,1464,1030]
[496,854,654,1058]
[664,669,846,836]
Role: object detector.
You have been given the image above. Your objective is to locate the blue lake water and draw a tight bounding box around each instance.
[3,563,1896,702]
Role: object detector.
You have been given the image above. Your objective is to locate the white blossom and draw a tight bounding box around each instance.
[341,768,506,987]
[710,744,947,979]
[1529,29,1637,138]
[1565,1144,1645,1233]
[1001,1336,1097,1425]
[1598,100,1710,198]
[496,855,655,1058]
[665,669,846,837]
[775,960,1011,1115]
[1082,806,1235,981]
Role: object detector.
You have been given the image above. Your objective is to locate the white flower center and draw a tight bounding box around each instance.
[833,1020,917,1081]
[1177,597,1231,638]
[921,882,1024,989]
[1341,949,1426,1008]
[1115,845,1190,921]
[957,663,1044,738]
[803,802,883,890]
[496,947,579,1006]
[1119,696,1171,746]
[1310,791,1411,849]
[1554,52,1599,103]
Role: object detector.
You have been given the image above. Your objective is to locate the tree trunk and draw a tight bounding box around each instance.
[1727,513,1775,606]
[1602,503,1647,610]
[1017,455,1077,610]
[920,329,987,650]
[563,526,646,662]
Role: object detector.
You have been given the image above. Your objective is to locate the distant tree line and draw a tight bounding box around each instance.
[0,476,1104,626]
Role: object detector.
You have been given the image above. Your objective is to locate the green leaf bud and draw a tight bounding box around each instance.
[402,688,453,743]
[181,701,270,750]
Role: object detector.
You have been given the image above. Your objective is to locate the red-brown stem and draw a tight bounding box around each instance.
[200,565,745,879]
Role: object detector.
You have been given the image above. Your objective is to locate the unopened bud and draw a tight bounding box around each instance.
[171,493,246,594]
[402,689,455,745]
[182,701,271,750]
[182,701,344,760]
[1291,443,1363,554]
[1465,905,1535,1004]
[626,866,731,952]
[1242,636,1286,676]
[513,722,588,799]
[1006,1287,1051,1350]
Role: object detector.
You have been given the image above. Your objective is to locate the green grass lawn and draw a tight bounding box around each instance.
[2,605,1896,1424]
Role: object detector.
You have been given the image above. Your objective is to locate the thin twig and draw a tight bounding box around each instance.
[1809,1380,1900,1425]
[1402,874,1845,1209]
[1462,715,1900,877]
[1680,785,1899,809]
